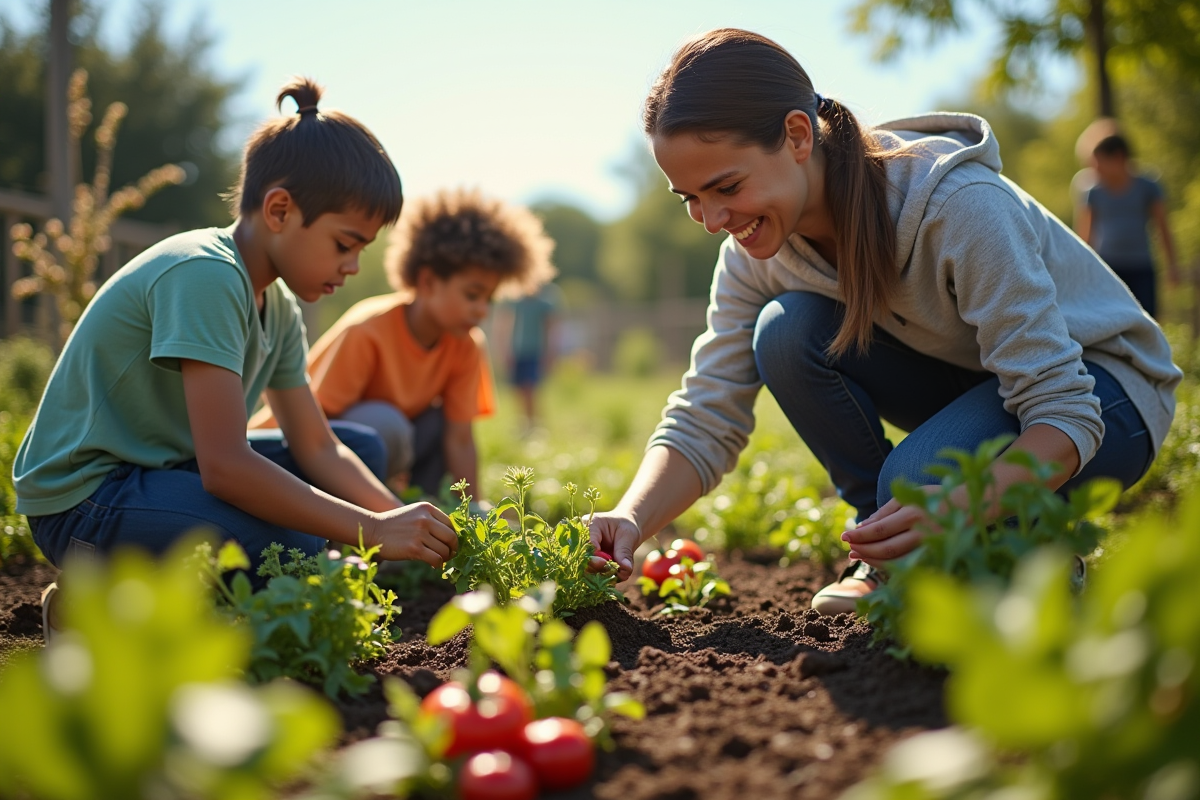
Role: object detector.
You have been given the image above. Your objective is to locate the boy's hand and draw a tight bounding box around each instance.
[367,502,458,566]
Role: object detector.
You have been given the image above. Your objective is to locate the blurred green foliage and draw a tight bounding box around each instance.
[845,490,1200,800]
[0,540,339,800]
[613,326,663,378]
[0,336,52,564]
[0,2,238,228]
[861,436,1116,655]
[194,538,398,699]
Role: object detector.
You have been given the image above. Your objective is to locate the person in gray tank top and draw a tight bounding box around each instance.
[1075,132,1179,318]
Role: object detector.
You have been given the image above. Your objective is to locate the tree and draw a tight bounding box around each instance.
[0,1,239,228]
[849,0,1200,119]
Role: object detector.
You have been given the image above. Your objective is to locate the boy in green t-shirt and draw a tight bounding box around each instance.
[16,78,457,637]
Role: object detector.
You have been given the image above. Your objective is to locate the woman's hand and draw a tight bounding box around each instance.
[588,511,642,581]
[840,486,941,567]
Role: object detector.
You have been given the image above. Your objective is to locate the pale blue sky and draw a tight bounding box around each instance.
[4,0,1076,220]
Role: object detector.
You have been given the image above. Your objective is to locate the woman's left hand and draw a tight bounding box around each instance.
[841,486,941,567]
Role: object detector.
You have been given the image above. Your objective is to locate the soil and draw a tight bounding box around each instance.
[0,553,947,800]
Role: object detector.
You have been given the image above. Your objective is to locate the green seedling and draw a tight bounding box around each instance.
[441,469,625,617]
[637,557,731,616]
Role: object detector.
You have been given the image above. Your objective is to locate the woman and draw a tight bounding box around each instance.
[588,29,1180,614]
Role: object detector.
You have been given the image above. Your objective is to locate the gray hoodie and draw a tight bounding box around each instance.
[648,112,1182,495]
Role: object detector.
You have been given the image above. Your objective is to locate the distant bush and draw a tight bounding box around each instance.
[0,336,54,417]
[613,327,662,377]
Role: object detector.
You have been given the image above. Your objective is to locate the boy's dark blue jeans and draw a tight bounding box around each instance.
[29,421,388,572]
[753,291,1155,521]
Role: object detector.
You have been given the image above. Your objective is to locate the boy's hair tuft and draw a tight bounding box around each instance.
[385,188,556,299]
[227,76,402,226]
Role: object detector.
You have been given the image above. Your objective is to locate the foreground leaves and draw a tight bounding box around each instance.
[0,539,338,800]
[194,536,398,699]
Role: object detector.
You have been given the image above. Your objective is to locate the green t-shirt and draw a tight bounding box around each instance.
[14,226,309,517]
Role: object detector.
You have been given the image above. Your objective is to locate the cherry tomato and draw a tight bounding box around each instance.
[641,549,681,584]
[421,672,533,758]
[669,538,705,564]
[458,751,537,800]
[519,717,595,791]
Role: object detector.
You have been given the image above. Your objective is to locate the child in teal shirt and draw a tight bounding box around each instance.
[16,79,458,635]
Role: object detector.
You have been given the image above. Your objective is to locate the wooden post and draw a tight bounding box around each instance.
[47,0,73,225]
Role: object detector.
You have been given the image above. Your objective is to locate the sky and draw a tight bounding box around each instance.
[3,0,1076,221]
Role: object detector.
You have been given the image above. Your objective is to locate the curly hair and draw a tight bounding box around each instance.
[385,188,556,299]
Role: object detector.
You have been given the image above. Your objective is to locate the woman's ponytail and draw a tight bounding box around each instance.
[817,97,899,357]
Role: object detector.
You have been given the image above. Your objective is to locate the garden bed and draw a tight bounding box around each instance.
[0,554,948,799]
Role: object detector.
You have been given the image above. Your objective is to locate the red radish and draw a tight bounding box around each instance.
[420,672,532,758]
[519,717,595,790]
[458,751,537,800]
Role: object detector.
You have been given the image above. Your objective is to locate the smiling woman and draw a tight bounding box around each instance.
[587,27,1182,616]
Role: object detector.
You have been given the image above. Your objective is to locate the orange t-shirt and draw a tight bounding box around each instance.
[254,294,495,427]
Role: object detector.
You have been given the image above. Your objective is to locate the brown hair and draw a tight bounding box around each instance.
[644,28,900,356]
[385,188,556,299]
[228,77,402,226]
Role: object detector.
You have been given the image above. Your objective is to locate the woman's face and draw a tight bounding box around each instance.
[650,112,818,261]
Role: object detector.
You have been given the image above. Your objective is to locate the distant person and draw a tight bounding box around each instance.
[253,189,555,499]
[1074,127,1180,318]
[16,79,459,640]
[585,29,1181,616]
[504,282,563,428]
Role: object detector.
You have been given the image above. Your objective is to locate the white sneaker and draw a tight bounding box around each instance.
[41,583,60,645]
[811,560,884,616]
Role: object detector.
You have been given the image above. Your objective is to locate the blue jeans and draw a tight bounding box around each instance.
[29,421,388,573]
[753,292,1154,520]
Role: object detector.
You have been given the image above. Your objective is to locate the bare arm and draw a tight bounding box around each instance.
[589,445,703,580]
[265,383,398,513]
[444,420,479,498]
[1150,200,1180,285]
[1075,204,1093,246]
[844,423,1080,565]
[181,359,457,564]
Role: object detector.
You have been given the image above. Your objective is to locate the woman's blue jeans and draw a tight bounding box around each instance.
[29,421,388,574]
[752,292,1154,520]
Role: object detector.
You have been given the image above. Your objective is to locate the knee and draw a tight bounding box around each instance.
[876,439,943,510]
[752,291,839,384]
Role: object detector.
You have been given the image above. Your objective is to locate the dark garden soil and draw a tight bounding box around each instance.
[0,553,948,800]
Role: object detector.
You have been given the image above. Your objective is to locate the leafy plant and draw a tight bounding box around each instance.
[0,539,339,800]
[194,536,398,698]
[679,433,848,559]
[442,468,625,617]
[0,409,43,565]
[844,489,1200,800]
[428,586,644,741]
[10,69,184,340]
[861,436,1117,655]
[637,557,731,616]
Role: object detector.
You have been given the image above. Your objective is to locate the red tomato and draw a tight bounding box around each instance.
[519,717,595,791]
[669,538,705,564]
[641,549,681,584]
[593,550,614,562]
[458,751,537,800]
[421,672,533,758]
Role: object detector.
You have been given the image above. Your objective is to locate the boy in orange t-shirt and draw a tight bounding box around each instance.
[253,188,555,497]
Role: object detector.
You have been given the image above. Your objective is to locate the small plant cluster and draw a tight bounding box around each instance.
[194,536,398,698]
[861,436,1116,655]
[10,69,184,340]
[0,540,339,800]
[315,585,644,799]
[637,538,731,616]
[680,434,852,563]
[441,467,624,617]
[845,490,1200,800]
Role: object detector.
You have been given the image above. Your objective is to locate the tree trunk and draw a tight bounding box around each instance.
[1085,0,1116,117]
